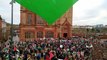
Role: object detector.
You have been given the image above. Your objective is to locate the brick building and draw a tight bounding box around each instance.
[19,7,73,41]
[0,16,2,40]
[0,15,7,41]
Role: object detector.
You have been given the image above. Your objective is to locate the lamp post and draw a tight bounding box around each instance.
[10,0,15,46]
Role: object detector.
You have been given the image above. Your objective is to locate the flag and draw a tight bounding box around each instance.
[49,52,54,59]
[16,0,78,25]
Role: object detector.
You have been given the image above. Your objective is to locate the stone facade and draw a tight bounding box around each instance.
[19,6,73,41]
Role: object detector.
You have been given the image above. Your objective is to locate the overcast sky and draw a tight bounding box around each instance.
[0,0,107,25]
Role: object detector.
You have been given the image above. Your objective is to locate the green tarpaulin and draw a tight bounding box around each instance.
[16,0,78,25]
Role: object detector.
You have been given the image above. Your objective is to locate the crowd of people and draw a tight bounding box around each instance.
[0,37,95,60]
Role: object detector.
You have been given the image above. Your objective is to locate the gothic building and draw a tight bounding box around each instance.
[19,6,73,41]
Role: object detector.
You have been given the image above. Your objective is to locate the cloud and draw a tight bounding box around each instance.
[0,0,20,24]
[73,0,107,25]
[0,0,107,25]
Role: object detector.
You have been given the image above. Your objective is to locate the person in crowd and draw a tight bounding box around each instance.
[0,37,95,60]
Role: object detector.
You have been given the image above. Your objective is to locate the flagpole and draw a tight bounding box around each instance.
[10,0,14,46]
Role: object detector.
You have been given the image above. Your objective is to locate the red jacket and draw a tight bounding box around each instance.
[46,56,51,60]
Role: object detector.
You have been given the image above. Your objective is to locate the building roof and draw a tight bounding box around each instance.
[62,19,71,26]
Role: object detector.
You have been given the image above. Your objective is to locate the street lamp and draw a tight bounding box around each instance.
[10,0,15,45]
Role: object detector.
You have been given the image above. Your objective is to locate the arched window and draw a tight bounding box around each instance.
[25,32,34,38]
[27,13,32,24]
[45,31,54,38]
[37,31,43,38]
[36,15,44,25]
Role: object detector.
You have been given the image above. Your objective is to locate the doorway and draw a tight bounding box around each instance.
[63,33,67,38]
